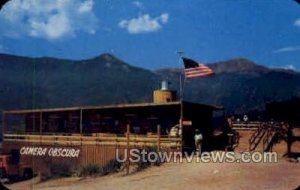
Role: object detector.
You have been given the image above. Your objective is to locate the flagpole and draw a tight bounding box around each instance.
[177,51,184,100]
[177,51,184,152]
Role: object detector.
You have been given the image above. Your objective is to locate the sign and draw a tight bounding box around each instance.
[20,146,80,158]
[182,120,192,126]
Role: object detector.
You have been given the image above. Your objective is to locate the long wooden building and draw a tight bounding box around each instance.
[0,85,225,176]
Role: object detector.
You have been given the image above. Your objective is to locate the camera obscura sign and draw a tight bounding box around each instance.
[20,146,80,158]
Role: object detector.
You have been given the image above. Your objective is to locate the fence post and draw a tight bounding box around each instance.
[157,124,161,152]
[126,124,130,175]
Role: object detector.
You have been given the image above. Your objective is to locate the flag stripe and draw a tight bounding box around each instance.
[182,57,214,79]
[184,66,214,78]
[186,68,213,72]
[185,69,213,75]
[186,71,214,78]
[185,68,213,73]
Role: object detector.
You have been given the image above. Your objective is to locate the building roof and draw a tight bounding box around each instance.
[2,101,223,115]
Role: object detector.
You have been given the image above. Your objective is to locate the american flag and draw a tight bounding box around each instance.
[182,57,214,79]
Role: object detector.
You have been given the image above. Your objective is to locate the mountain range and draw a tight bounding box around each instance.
[0,53,299,116]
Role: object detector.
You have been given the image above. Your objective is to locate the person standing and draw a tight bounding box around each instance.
[194,129,203,156]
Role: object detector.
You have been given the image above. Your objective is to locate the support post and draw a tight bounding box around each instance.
[80,109,83,146]
[2,112,5,139]
[39,112,42,143]
[39,112,42,133]
[80,109,83,134]
[126,123,130,175]
[287,124,292,157]
[157,124,161,152]
[180,100,184,152]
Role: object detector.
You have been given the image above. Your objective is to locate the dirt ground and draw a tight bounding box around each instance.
[5,129,300,190]
[5,156,299,190]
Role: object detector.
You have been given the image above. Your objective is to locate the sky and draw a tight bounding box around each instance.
[0,0,299,70]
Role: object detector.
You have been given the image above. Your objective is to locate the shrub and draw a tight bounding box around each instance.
[101,159,121,175]
[136,146,162,171]
[77,164,101,177]
[77,159,121,177]
[42,162,73,181]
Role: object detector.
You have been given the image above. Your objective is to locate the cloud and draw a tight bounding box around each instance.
[284,64,296,71]
[78,0,94,13]
[119,13,169,34]
[294,18,300,27]
[0,0,97,40]
[132,1,143,8]
[273,46,300,53]
[270,64,298,71]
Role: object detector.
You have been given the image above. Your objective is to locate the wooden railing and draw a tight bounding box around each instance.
[232,122,261,130]
[249,126,266,151]
[249,122,287,151]
[262,129,276,152]
[3,133,182,149]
